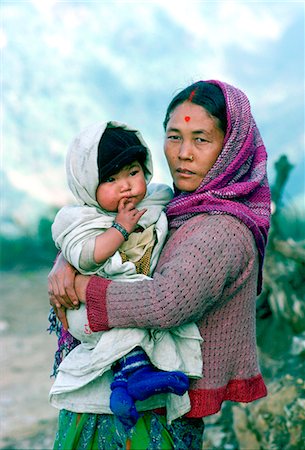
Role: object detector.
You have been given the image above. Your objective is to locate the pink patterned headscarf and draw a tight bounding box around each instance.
[166,80,271,293]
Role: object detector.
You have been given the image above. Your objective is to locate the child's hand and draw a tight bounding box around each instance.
[115,198,147,234]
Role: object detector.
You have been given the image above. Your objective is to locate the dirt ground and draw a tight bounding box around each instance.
[0,269,59,450]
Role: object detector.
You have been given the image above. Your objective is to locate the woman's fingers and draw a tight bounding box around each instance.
[48,270,63,308]
[51,304,69,330]
[47,254,80,309]
[63,274,80,307]
[48,269,73,309]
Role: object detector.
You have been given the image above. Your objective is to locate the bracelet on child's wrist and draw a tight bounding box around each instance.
[112,222,129,241]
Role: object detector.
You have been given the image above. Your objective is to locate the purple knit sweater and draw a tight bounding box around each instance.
[86,213,267,418]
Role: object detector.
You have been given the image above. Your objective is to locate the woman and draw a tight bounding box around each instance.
[48,80,271,449]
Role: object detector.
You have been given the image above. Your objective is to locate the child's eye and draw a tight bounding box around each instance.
[105,176,115,183]
[130,170,139,176]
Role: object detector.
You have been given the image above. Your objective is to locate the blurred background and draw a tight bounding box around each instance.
[1,1,304,449]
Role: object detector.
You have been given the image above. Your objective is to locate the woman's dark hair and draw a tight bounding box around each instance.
[163,81,227,133]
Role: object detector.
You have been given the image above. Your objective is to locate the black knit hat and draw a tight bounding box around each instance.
[97,126,148,183]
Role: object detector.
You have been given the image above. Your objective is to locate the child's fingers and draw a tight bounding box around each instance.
[135,208,147,220]
[118,197,133,212]
[118,198,126,211]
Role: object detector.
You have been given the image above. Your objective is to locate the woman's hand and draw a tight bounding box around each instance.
[48,253,79,311]
[48,254,91,329]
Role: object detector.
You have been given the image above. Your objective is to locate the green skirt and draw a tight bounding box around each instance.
[53,410,204,450]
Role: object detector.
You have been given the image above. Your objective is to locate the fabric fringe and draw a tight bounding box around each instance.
[48,308,80,377]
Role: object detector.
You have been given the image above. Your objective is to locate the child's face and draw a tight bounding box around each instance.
[96,161,147,212]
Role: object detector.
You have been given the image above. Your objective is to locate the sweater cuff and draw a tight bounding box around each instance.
[86,276,112,332]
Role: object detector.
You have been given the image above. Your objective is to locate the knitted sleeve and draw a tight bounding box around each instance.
[86,214,257,332]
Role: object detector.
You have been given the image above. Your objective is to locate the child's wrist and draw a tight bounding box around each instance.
[112,222,129,241]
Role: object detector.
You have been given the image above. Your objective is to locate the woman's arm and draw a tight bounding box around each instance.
[86,215,257,332]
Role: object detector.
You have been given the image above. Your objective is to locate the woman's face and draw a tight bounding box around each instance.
[164,101,225,192]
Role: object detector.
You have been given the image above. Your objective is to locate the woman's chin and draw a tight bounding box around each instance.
[174,178,200,193]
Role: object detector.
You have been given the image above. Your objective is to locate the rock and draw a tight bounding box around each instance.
[232,373,305,450]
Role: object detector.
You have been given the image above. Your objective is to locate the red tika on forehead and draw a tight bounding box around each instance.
[184,116,191,122]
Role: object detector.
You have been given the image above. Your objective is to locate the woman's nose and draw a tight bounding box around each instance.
[178,140,193,160]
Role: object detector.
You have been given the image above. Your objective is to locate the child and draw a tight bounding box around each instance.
[49,121,203,430]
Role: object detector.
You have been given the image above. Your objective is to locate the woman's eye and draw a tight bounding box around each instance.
[195,137,207,143]
[167,135,181,141]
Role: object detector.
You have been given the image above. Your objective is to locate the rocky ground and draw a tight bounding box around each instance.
[0,270,59,450]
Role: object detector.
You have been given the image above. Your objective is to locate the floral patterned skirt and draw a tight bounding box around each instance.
[53,410,204,450]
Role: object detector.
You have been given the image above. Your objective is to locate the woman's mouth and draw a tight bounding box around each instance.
[176,168,195,176]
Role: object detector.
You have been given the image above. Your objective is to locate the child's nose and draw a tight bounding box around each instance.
[120,179,131,192]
